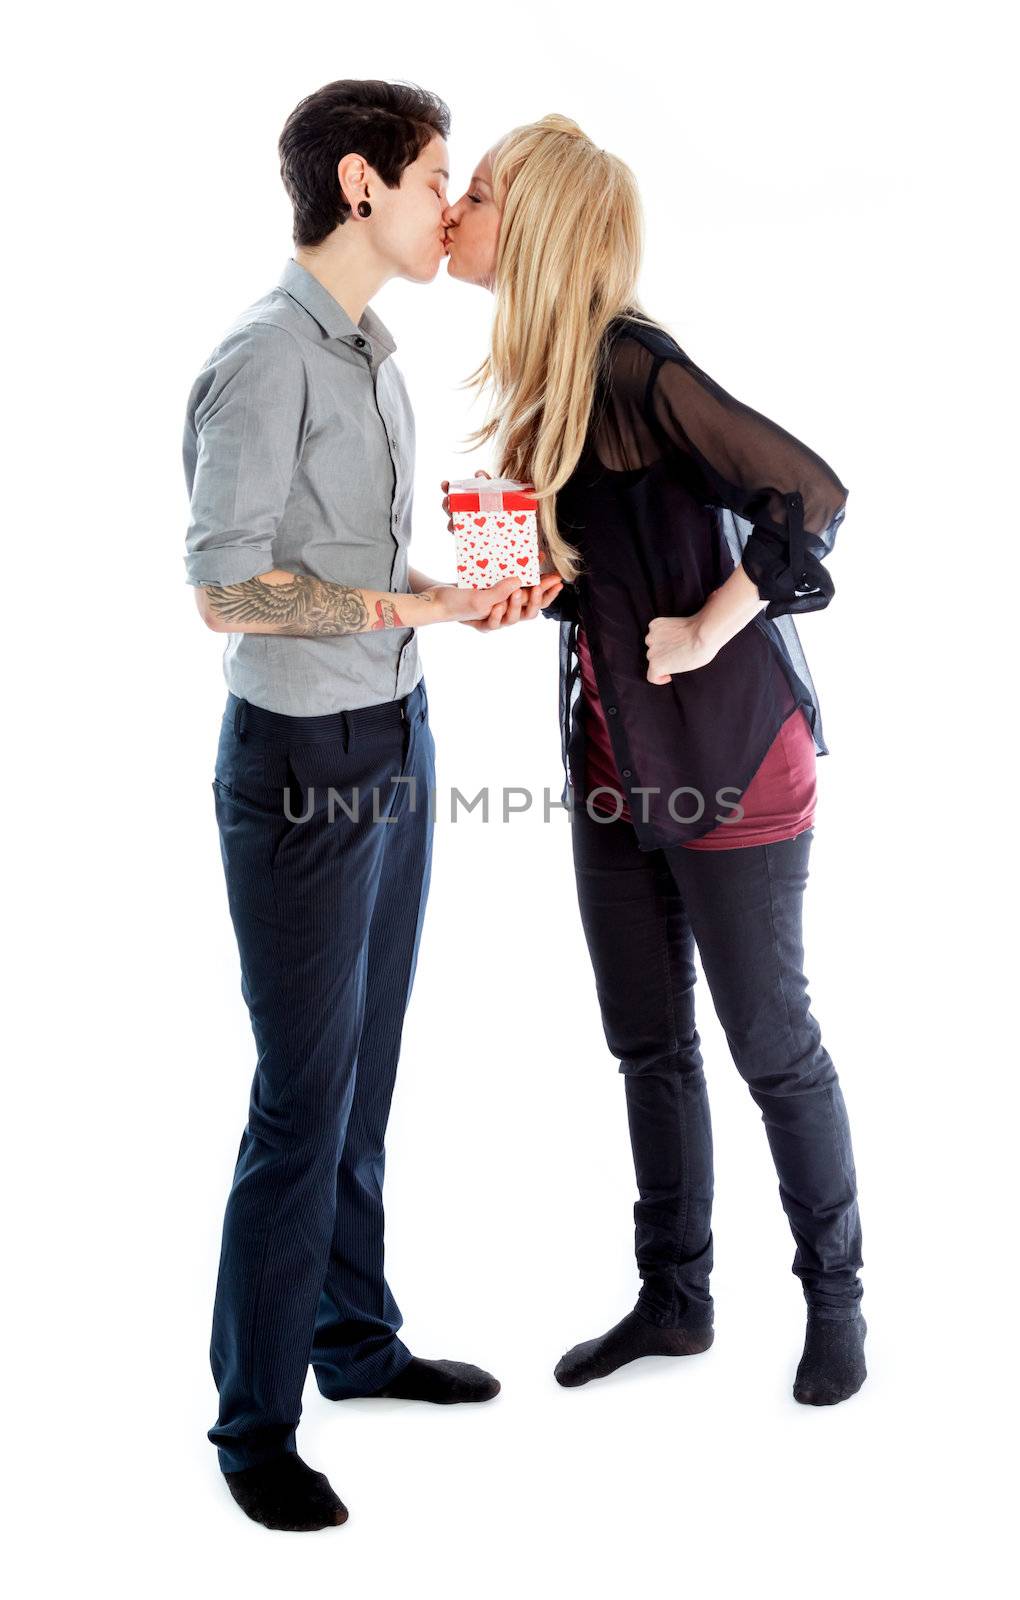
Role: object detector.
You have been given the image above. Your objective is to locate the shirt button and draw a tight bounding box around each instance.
[607,706,618,716]
[354,336,367,348]
[622,769,631,779]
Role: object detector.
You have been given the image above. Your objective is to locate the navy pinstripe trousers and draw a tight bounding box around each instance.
[208,678,434,1473]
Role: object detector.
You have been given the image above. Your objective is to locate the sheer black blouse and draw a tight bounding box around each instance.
[543,314,849,850]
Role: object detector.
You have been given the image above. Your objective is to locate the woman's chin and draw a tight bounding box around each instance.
[444,255,486,288]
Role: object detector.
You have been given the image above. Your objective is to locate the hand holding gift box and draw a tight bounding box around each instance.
[447,477,542,589]
[439,472,564,628]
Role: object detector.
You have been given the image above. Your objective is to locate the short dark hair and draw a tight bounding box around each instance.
[278,79,451,247]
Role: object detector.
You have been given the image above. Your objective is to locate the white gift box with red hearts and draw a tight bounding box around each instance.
[448,478,541,588]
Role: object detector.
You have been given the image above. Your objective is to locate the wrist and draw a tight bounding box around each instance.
[405,584,454,626]
[692,607,727,656]
[700,568,766,649]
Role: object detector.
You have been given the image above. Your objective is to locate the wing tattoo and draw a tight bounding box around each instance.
[204,575,372,636]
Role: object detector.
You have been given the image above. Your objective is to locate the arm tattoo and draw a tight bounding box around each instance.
[204,574,380,637]
[370,598,406,630]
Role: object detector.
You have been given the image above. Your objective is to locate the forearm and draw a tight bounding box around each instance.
[699,561,768,650]
[196,568,446,636]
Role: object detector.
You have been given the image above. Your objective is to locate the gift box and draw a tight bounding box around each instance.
[448,478,541,588]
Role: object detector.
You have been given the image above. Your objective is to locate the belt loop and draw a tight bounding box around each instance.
[233,696,248,742]
[341,709,352,753]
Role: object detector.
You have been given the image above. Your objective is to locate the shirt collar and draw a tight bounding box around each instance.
[277,257,396,359]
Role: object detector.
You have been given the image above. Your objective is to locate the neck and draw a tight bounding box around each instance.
[293,234,391,329]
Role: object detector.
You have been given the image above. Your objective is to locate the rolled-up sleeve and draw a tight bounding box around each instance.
[649,351,849,618]
[182,321,310,586]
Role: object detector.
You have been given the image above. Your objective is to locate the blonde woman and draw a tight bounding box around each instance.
[440,116,866,1406]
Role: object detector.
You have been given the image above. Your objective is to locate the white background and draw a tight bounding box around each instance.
[6,1,1015,1594]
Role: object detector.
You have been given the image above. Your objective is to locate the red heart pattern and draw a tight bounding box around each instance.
[450,502,541,590]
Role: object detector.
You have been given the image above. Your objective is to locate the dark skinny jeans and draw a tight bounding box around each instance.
[570,799,864,1327]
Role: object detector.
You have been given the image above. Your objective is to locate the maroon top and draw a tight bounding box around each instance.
[576,623,815,849]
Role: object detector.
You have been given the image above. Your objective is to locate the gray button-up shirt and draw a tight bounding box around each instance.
[182,257,422,715]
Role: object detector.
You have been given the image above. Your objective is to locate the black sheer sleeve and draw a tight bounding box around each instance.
[540,582,580,623]
[648,349,849,618]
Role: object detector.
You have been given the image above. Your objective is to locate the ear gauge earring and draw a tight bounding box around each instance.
[357,200,372,218]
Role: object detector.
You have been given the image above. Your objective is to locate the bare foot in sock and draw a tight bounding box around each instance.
[793,1314,868,1405]
[223,1451,348,1531]
[368,1355,501,1403]
[555,1307,714,1388]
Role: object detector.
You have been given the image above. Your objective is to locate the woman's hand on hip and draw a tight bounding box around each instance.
[645,613,720,683]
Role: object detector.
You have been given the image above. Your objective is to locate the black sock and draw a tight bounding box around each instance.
[554,1306,714,1388]
[793,1313,868,1405]
[223,1452,348,1531]
[369,1355,501,1404]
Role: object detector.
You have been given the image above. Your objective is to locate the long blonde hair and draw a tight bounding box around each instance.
[459,114,662,584]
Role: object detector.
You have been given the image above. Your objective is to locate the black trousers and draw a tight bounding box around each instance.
[570,799,864,1327]
[207,679,434,1473]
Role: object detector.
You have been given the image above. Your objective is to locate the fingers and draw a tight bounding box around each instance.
[476,576,521,629]
[443,471,490,532]
[492,576,523,601]
[474,579,558,627]
[467,577,521,628]
[482,588,522,627]
[461,606,504,630]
